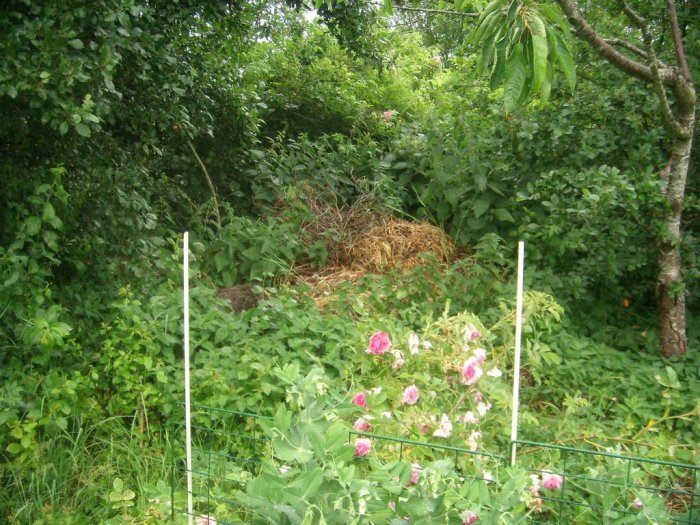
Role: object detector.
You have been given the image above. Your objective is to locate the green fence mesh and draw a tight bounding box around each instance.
[171,405,699,524]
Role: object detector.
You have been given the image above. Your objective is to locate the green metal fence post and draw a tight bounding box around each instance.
[557,447,569,525]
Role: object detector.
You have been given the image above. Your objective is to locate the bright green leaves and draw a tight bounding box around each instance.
[504,43,527,111]
[528,13,548,92]
[469,0,576,109]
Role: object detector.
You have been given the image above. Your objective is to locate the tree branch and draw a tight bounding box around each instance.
[667,0,693,85]
[556,0,676,84]
[603,37,648,59]
[634,6,688,138]
[393,5,478,18]
[617,0,647,28]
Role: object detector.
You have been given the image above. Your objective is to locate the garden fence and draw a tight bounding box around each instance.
[170,404,699,524]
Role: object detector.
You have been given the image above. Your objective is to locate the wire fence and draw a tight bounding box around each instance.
[170,405,699,524]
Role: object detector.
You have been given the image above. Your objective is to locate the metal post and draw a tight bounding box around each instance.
[510,241,525,466]
[183,232,194,525]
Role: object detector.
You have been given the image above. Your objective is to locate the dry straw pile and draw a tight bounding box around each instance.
[284,192,459,306]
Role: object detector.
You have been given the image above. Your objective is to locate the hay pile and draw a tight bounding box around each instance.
[343,219,455,272]
[288,207,457,305]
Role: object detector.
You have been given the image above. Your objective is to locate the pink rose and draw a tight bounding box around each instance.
[463,511,478,524]
[474,348,487,364]
[633,497,644,509]
[401,385,419,405]
[464,324,481,341]
[354,438,372,457]
[410,464,421,484]
[353,418,371,431]
[367,331,391,355]
[541,472,563,490]
[352,392,368,410]
[462,358,483,386]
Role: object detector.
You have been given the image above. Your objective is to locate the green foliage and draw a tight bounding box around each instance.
[468,0,575,108]
[1,1,698,521]
[96,287,178,424]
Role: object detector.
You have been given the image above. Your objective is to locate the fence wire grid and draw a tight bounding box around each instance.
[170,404,699,524]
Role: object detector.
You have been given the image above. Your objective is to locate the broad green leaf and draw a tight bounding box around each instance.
[472,197,490,218]
[540,59,554,103]
[554,33,576,92]
[494,208,515,222]
[75,122,91,137]
[26,216,41,236]
[528,15,549,91]
[68,39,84,49]
[503,43,527,111]
[6,443,22,454]
[113,478,124,492]
[42,202,56,223]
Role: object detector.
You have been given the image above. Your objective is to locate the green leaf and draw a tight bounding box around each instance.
[6,443,23,454]
[494,208,515,222]
[473,197,490,218]
[113,478,124,493]
[539,4,571,35]
[471,1,507,44]
[505,0,522,25]
[528,17,548,91]
[382,0,393,14]
[553,33,576,92]
[503,43,527,112]
[26,216,41,236]
[59,122,69,135]
[540,59,554,103]
[490,39,508,90]
[479,31,499,74]
[42,202,56,223]
[75,122,91,137]
[68,39,84,49]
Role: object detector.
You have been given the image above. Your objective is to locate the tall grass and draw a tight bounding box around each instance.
[2,416,176,524]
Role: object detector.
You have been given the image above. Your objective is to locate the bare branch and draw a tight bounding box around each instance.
[393,5,479,18]
[667,0,693,85]
[603,37,647,59]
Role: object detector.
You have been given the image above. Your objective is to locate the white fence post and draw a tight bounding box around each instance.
[183,232,194,524]
[510,241,525,467]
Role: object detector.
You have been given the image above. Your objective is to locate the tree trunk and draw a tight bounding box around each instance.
[658,120,694,357]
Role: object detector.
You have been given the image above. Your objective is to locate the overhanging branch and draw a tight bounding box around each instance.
[394,5,478,18]
[556,0,654,82]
